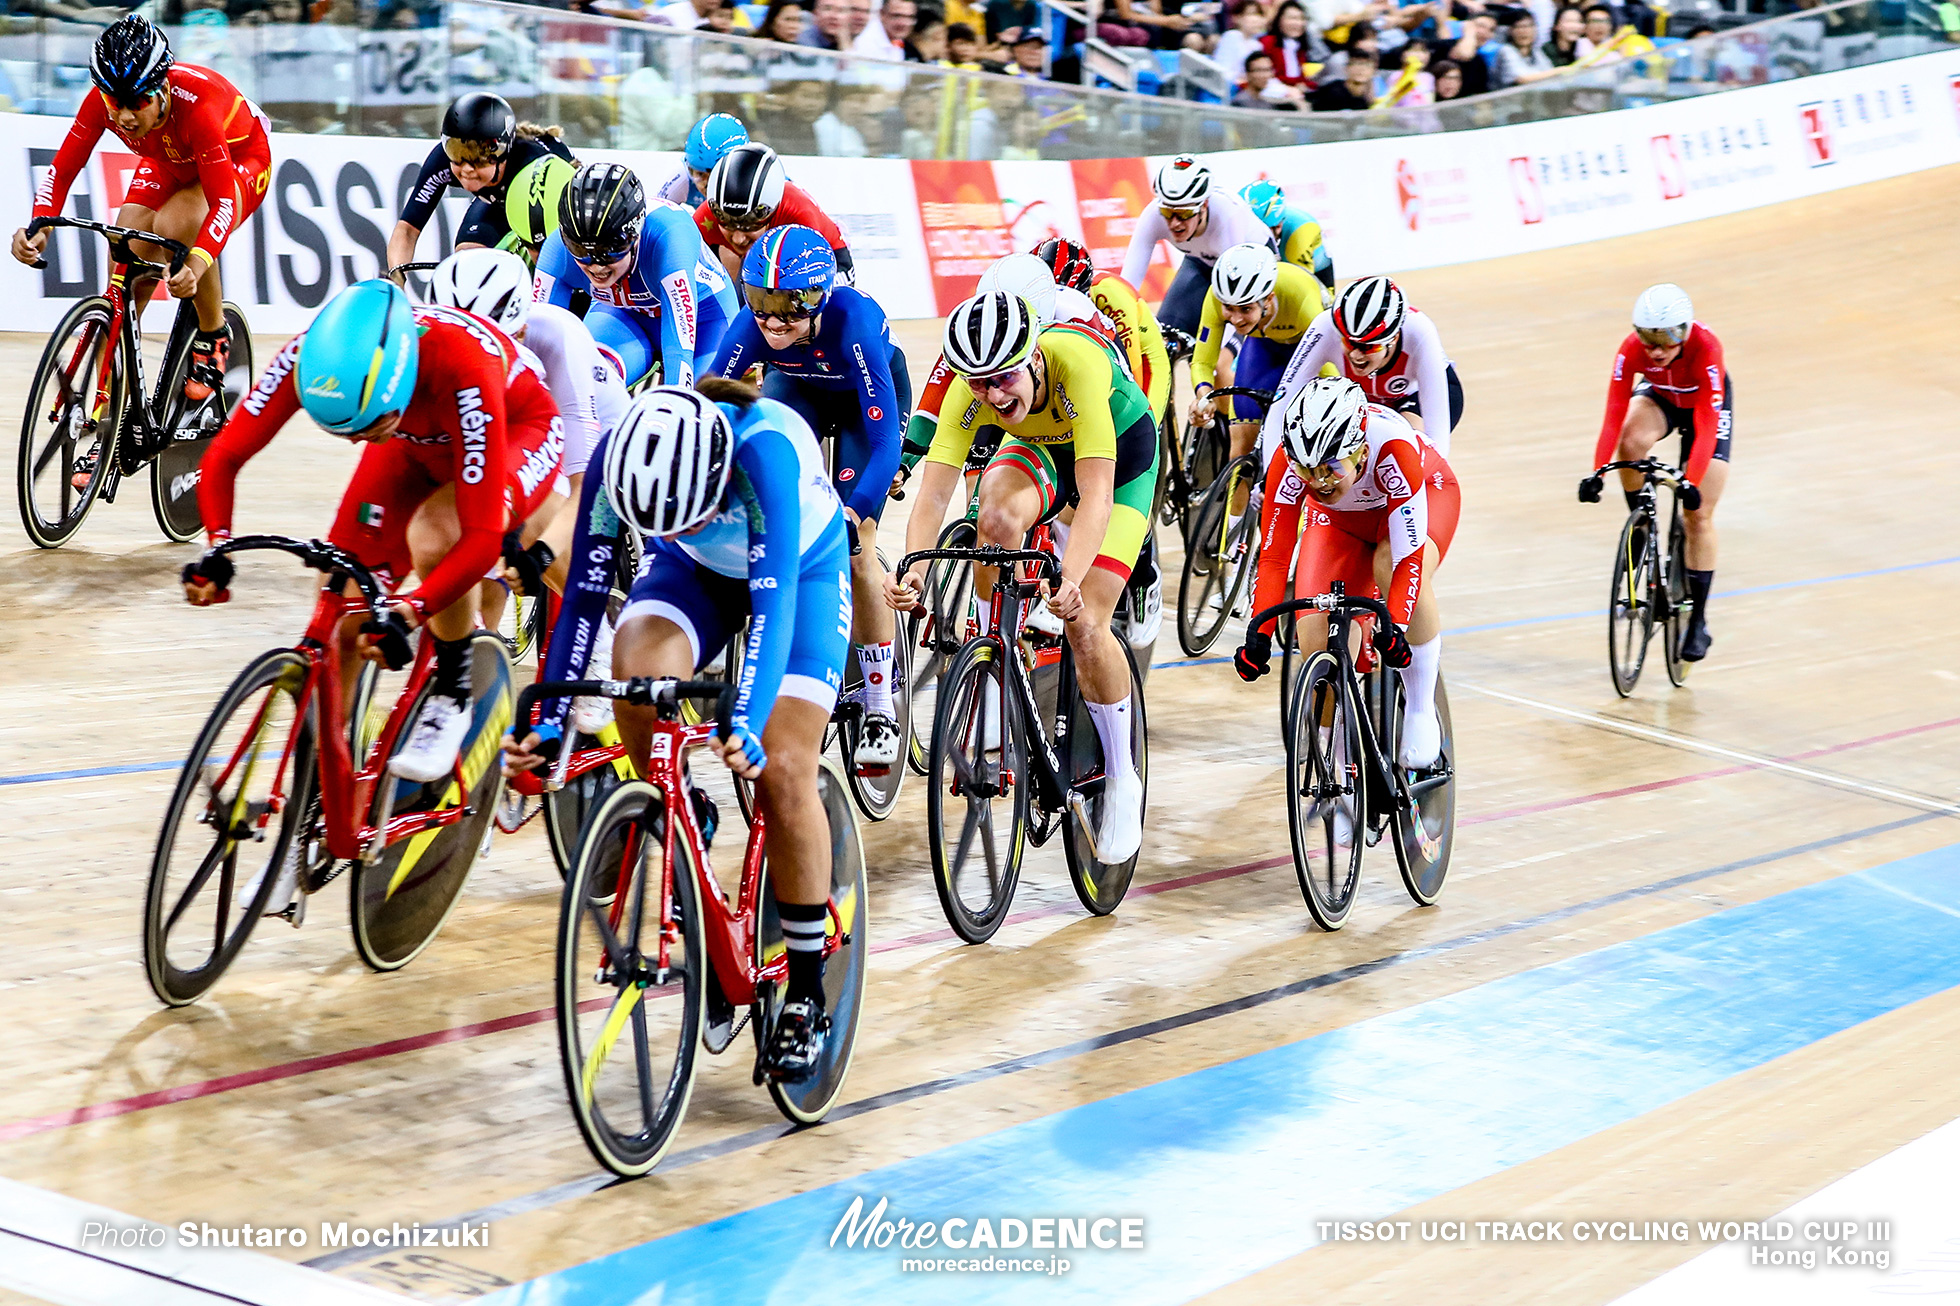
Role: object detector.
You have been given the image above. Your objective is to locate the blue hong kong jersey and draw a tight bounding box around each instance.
[542,397,844,739]
[534,199,737,385]
[705,285,901,520]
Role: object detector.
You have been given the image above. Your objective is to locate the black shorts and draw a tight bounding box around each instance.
[1389,362,1465,431]
[1634,373,1733,464]
[457,195,511,248]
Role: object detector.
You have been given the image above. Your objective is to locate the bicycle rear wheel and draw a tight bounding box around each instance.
[151,303,253,543]
[757,760,868,1124]
[1285,652,1367,931]
[144,648,315,1006]
[1663,508,1690,687]
[1177,463,1257,656]
[927,637,1029,943]
[1061,640,1148,916]
[350,633,513,971]
[557,779,703,1176]
[1607,511,1655,697]
[18,296,127,549]
[838,551,911,822]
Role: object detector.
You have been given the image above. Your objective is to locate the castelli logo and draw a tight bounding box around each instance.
[868,406,883,421]
[1395,159,1421,231]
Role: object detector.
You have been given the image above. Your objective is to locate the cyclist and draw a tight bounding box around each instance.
[1269,275,1463,458]
[889,293,1154,860]
[1118,154,1273,338]
[1190,243,1323,534]
[430,248,627,700]
[1234,376,1458,774]
[1033,236,1171,429]
[696,143,855,288]
[656,112,748,209]
[534,162,738,389]
[501,154,576,266]
[17,15,271,406]
[1239,178,1335,299]
[387,93,575,279]
[504,383,851,1082]
[181,279,568,794]
[1583,282,1728,661]
[703,225,909,772]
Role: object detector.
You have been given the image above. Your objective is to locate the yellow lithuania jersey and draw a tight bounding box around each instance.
[1088,271,1170,417]
[925,326,1151,470]
[1192,261,1326,390]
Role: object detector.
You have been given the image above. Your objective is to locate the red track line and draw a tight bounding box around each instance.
[4,716,1952,1146]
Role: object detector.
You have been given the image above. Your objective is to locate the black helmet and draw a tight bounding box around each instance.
[558,163,646,262]
[705,143,786,232]
[441,92,516,166]
[91,15,173,108]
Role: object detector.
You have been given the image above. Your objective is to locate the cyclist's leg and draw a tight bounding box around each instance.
[1679,380,1731,657]
[611,545,741,775]
[887,342,913,418]
[586,305,660,388]
[1226,336,1287,516]
[1154,257,1212,339]
[972,440,1056,603]
[147,181,228,334]
[1613,387,1670,505]
[1372,473,1456,765]
[325,441,440,699]
[1292,507,1376,657]
[454,195,508,252]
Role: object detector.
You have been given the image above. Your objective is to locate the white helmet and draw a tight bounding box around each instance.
[1280,376,1369,470]
[604,387,735,538]
[429,247,532,334]
[978,253,1058,327]
[1632,282,1693,346]
[1152,153,1211,208]
[1211,243,1278,307]
[942,292,1038,378]
[1333,275,1406,347]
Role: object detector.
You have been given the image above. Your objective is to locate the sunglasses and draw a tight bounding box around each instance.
[440,136,507,166]
[1344,335,1395,356]
[1159,204,1205,222]
[1294,452,1357,490]
[1634,325,1688,348]
[971,366,1026,396]
[103,89,157,112]
[566,238,634,267]
[745,284,826,320]
[716,206,777,233]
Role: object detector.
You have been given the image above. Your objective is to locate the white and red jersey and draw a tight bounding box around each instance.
[1595,322,1726,483]
[1268,307,1456,457]
[1252,404,1451,629]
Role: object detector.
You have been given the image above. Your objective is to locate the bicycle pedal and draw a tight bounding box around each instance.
[277,894,306,928]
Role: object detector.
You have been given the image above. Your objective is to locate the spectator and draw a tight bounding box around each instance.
[1007,28,1049,75]
[1259,1,1317,86]
[1234,48,1307,106]
[1494,11,1554,83]
[986,0,1040,44]
[706,0,754,33]
[655,0,716,28]
[945,21,988,65]
[1431,55,1465,98]
[817,82,891,152]
[909,15,949,58]
[799,0,851,49]
[900,81,946,154]
[756,77,828,152]
[1379,38,1434,103]
[1319,23,1377,81]
[1377,0,1442,58]
[1105,0,1199,50]
[878,0,920,52]
[758,0,808,40]
[1309,45,1376,106]
[1543,5,1590,65]
[1430,11,1493,93]
[1213,0,1269,80]
[1581,3,1616,52]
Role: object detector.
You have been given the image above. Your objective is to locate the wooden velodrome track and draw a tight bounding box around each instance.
[1,164,1957,1306]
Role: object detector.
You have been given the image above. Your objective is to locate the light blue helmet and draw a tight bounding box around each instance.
[685,113,749,173]
[296,280,419,435]
[1239,178,1287,228]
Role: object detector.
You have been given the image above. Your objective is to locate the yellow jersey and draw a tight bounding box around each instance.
[925,326,1152,470]
[1088,271,1170,418]
[1192,261,1326,391]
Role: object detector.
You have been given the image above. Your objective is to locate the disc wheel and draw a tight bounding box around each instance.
[927,636,1028,944]
[1607,511,1655,697]
[350,634,513,971]
[18,296,127,549]
[151,303,252,543]
[556,780,703,1176]
[144,649,315,1006]
[1060,640,1147,917]
[1285,651,1367,931]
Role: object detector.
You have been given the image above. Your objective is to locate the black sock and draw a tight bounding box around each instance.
[778,901,829,1008]
[1623,487,1643,513]
[1686,569,1714,622]
[432,635,472,703]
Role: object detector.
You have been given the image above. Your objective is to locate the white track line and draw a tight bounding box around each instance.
[1453,681,1960,818]
[0,1177,409,1306]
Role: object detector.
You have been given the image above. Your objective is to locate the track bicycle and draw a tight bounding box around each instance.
[1249,583,1456,931]
[18,216,255,548]
[901,542,1148,945]
[1154,326,1201,538]
[518,677,867,1176]
[827,530,912,822]
[144,536,513,1005]
[1581,458,1692,697]
[1175,386,1275,657]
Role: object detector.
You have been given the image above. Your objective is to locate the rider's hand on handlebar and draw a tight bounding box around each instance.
[1678,481,1702,512]
[357,605,418,670]
[1373,623,1413,669]
[1578,475,1604,504]
[1045,575,1085,623]
[10,227,46,267]
[166,258,200,299]
[884,565,925,613]
[1234,630,1272,682]
[500,723,561,776]
[1190,387,1216,428]
[181,551,235,605]
[716,724,767,779]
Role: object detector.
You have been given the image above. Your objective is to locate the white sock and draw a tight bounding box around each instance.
[589,615,616,678]
[1398,634,1440,720]
[857,641,895,716]
[1085,695,1136,785]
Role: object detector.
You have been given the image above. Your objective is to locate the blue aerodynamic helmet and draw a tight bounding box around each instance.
[295,280,420,435]
[685,113,750,173]
[1239,178,1287,228]
[740,225,836,320]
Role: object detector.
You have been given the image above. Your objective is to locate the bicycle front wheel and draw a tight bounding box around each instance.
[1177,464,1256,656]
[1607,511,1655,697]
[18,296,127,549]
[145,648,316,1006]
[1663,508,1690,687]
[927,637,1029,944]
[557,780,703,1176]
[1286,652,1367,931]
[1061,640,1148,916]
[1391,674,1457,906]
[907,520,977,777]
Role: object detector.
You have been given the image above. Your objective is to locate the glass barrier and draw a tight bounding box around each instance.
[0,0,1944,158]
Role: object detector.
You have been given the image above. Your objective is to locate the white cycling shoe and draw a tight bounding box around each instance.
[241,839,303,922]
[1126,575,1164,648]
[1095,768,1145,863]
[1024,603,1065,638]
[389,694,472,783]
[571,619,617,733]
[855,712,901,774]
[1398,707,1442,771]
